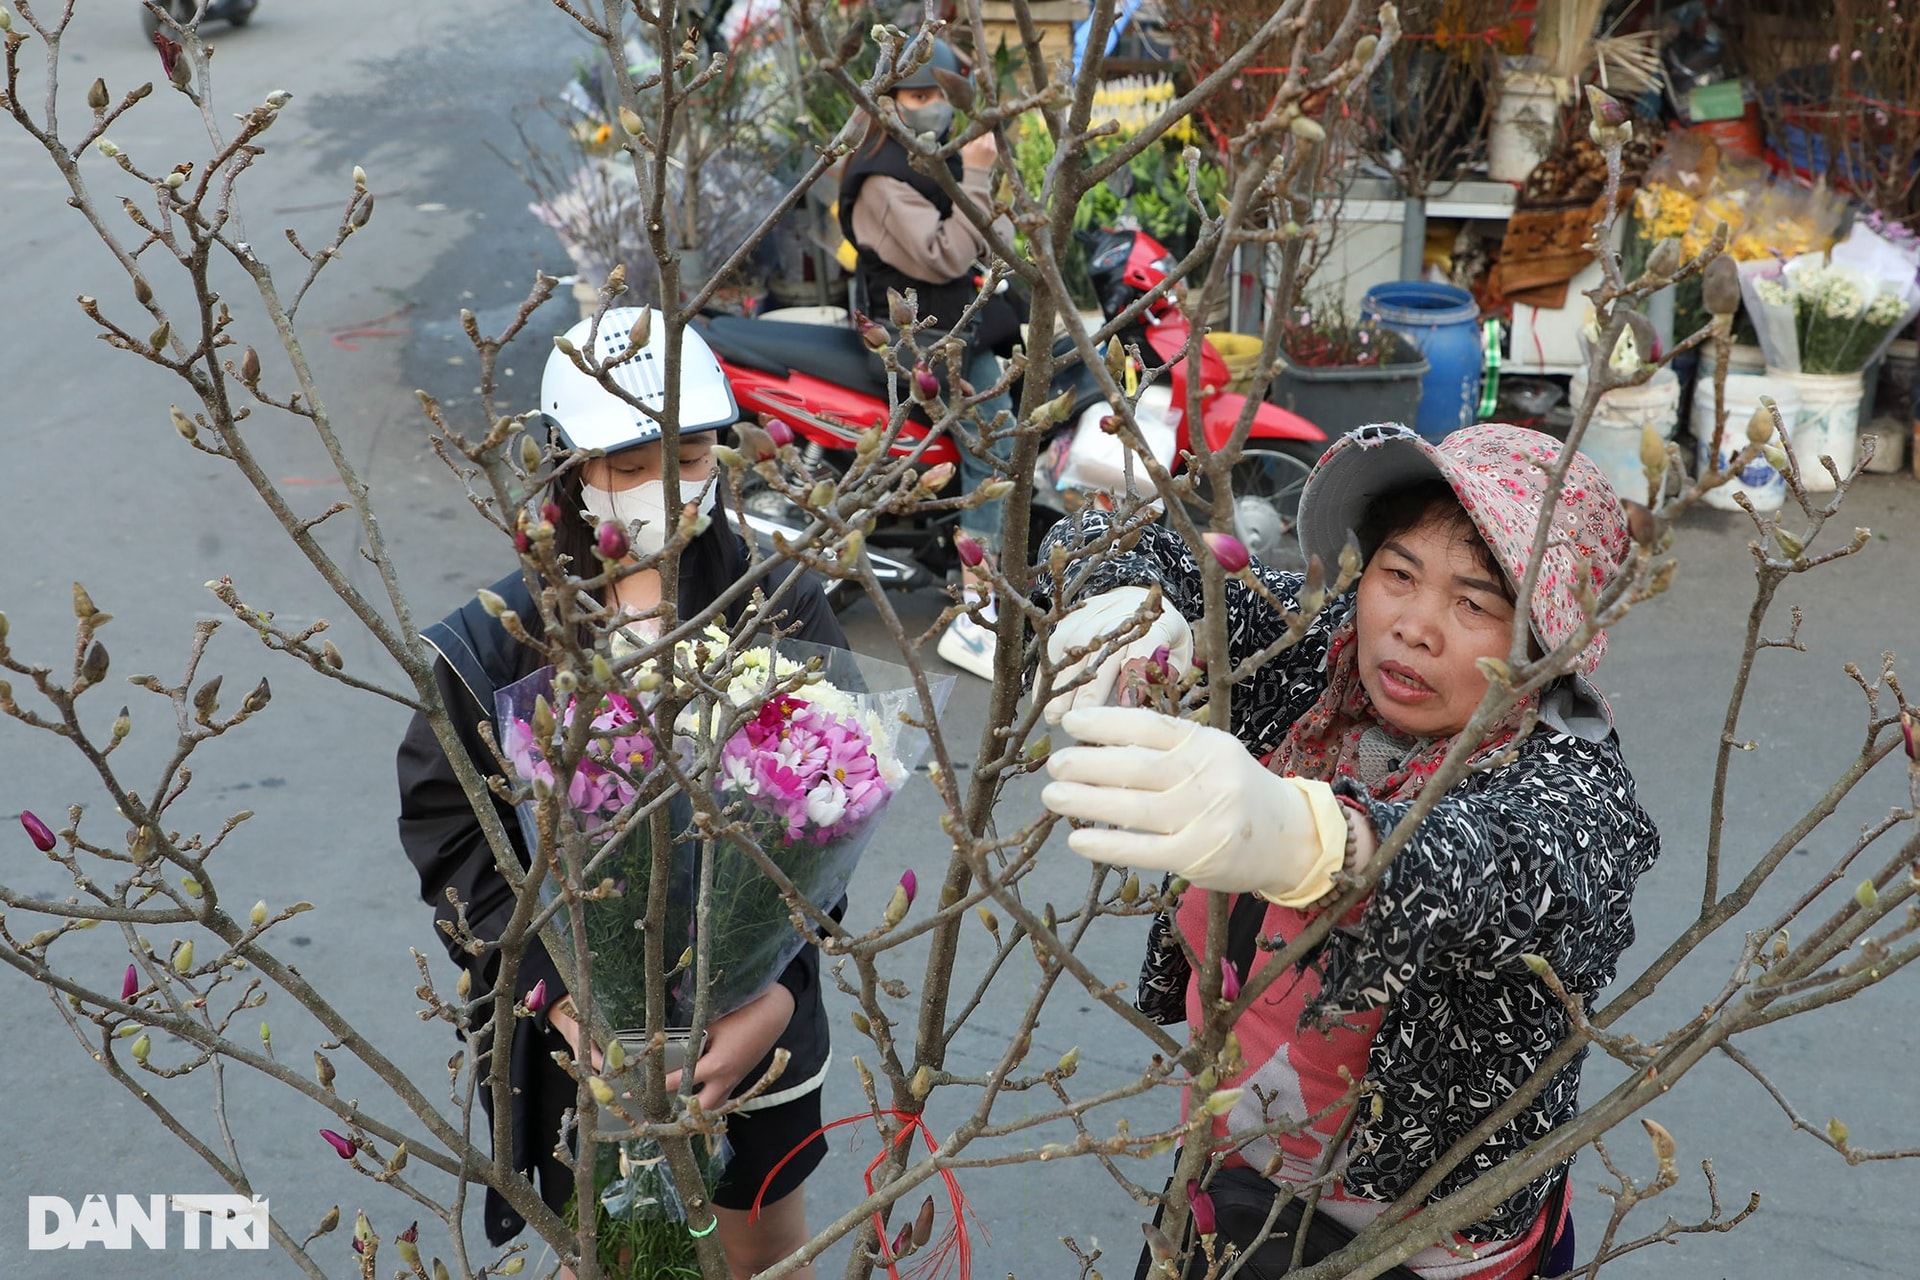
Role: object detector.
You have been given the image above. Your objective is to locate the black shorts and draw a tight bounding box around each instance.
[711,1086,828,1211]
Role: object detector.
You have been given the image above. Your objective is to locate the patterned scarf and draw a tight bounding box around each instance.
[1267,617,1537,803]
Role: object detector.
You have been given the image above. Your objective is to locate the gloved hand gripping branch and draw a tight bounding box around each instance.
[1040,586,1194,725]
[1040,707,1348,908]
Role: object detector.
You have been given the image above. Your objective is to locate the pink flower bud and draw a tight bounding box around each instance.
[540,501,563,527]
[1219,960,1240,1003]
[122,964,139,1002]
[912,363,940,402]
[953,530,985,568]
[526,978,548,1015]
[1150,644,1171,673]
[1186,1181,1218,1236]
[764,418,795,448]
[857,313,890,352]
[20,810,55,852]
[1201,531,1250,573]
[899,869,917,907]
[1099,414,1122,435]
[513,527,531,554]
[594,519,630,561]
[320,1129,356,1160]
[1903,709,1916,762]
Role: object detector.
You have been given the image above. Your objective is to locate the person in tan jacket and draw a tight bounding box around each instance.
[838,35,1018,679]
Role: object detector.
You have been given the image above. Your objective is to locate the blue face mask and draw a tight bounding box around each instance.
[896,100,954,139]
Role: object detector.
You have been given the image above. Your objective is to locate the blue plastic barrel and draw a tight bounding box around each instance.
[1361,282,1483,441]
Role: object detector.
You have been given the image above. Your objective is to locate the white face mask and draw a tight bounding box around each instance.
[580,473,717,557]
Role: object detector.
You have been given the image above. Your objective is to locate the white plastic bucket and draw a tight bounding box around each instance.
[1489,72,1560,183]
[1691,372,1800,512]
[1771,369,1864,491]
[1568,367,1682,503]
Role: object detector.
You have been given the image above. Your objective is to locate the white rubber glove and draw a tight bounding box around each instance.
[1042,706,1346,905]
[1041,586,1194,725]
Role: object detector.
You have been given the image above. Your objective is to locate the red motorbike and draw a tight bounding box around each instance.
[698,226,1326,601]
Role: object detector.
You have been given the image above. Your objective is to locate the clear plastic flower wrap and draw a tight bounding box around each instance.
[496,634,952,1032]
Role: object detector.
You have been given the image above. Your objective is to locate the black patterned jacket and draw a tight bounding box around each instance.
[1032,514,1662,1241]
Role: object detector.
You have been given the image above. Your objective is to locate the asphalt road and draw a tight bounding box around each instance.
[3,2,1920,1278]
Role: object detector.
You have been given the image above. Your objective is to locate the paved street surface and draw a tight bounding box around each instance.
[3,2,1920,1277]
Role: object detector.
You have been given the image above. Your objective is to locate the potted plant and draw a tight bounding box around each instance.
[1269,293,1430,434]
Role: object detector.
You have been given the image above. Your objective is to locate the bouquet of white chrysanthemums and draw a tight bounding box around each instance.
[1741,225,1920,374]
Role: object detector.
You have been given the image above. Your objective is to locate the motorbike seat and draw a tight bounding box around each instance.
[699,315,894,403]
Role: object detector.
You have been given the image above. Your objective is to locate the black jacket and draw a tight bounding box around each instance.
[395,519,847,1243]
[838,136,1024,354]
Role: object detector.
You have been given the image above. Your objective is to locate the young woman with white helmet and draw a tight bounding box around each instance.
[396,307,842,1277]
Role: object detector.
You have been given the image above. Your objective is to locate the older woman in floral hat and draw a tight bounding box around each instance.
[1032,423,1661,1279]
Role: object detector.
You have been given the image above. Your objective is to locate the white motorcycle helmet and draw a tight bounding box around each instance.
[540,306,738,452]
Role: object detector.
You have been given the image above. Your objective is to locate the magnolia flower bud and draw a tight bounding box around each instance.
[172,940,194,973]
[1201,1087,1242,1116]
[618,105,644,136]
[910,1064,932,1099]
[883,881,912,928]
[553,335,577,357]
[1289,115,1326,143]
[857,314,890,351]
[1201,531,1249,573]
[1772,526,1805,559]
[1746,400,1777,446]
[588,1076,616,1105]
[121,965,139,1000]
[1855,879,1878,909]
[518,434,542,473]
[1186,1180,1218,1236]
[851,1009,872,1037]
[352,165,367,189]
[250,900,268,926]
[1120,872,1140,904]
[315,1051,337,1089]
[977,479,1015,501]
[953,529,985,568]
[1056,1046,1079,1076]
[1644,238,1682,281]
[975,906,1000,940]
[499,1259,525,1276]
[887,287,914,327]
[1828,1117,1850,1147]
[181,875,203,899]
[0,9,13,31]
[1901,709,1916,762]
[99,138,122,158]
[1351,33,1379,65]
[918,461,955,493]
[1623,500,1657,547]
[396,1222,420,1266]
[764,418,795,448]
[131,1033,152,1064]
[1703,254,1741,319]
[168,404,198,442]
[1219,959,1241,1002]
[477,588,510,618]
[164,170,184,190]
[88,78,110,111]
[911,363,939,402]
[20,810,56,853]
[594,519,630,561]
[259,1021,271,1046]
[1642,1118,1677,1164]
[80,640,109,686]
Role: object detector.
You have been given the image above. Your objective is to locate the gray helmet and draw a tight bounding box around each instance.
[892,35,961,92]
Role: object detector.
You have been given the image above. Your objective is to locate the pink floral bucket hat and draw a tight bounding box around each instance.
[1296,423,1631,675]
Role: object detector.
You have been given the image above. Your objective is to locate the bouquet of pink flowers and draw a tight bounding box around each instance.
[496,635,947,1033]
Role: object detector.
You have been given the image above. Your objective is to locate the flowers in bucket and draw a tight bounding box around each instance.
[1751,249,1912,370]
[1740,225,1920,375]
[496,633,948,1032]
